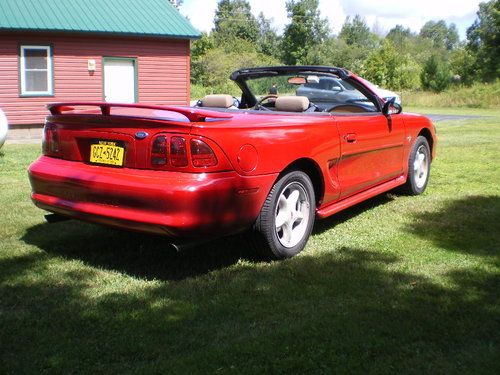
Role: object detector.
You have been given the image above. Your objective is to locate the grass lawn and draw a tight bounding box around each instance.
[405,106,500,117]
[1,109,499,374]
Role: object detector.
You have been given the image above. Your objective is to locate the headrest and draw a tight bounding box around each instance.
[275,96,310,112]
[200,94,234,108]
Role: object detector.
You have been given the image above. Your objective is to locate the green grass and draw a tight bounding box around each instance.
[405,106,500,117]
[402,80,500,109]
[1,110,499,374]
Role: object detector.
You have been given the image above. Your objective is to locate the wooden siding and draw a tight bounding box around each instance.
[0,32,190,125]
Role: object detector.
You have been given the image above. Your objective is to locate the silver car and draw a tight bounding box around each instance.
[0,109,8,149]
[296,76,401,110]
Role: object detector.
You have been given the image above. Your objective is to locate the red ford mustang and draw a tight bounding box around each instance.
[28,66,436,258]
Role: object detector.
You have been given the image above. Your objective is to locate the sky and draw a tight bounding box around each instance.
[178,0,483,40]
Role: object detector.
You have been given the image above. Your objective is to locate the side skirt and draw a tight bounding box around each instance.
[316,175,406,219]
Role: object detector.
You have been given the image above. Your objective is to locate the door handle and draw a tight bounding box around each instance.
[344,133,357,143]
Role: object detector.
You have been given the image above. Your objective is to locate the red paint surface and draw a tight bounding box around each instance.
[0,32,190,125]
[29,156,276,236]
[28,100,436,237]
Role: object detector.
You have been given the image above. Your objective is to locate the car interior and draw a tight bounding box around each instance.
[194,73,381,114]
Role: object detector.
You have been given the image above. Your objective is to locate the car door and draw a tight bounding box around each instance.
[335,112,405,198]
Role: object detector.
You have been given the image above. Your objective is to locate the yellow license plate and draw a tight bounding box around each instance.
[90,140,125,166]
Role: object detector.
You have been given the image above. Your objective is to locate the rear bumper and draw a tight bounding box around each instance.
[28,156,277,237]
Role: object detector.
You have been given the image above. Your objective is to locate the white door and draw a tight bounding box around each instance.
[104,59,136,103]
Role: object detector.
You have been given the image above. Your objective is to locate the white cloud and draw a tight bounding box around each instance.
[178,0,218,33]
[178,0,344,34]
[318,0,345,34]
[336,0,481,38]
[221,0,346,34]
[249,0,289,29]
[338,0,478,19]
[179,0,481,39]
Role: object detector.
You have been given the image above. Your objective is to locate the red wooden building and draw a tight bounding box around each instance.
[0,0,199,126]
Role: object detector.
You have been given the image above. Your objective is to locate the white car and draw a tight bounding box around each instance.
[374,87,401,105]
[0,109,8,149]
[357,77,401,105]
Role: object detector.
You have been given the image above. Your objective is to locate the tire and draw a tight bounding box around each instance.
[252,170,315,259]
[402,136,431,195]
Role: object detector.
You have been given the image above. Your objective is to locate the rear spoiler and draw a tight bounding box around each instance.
[47,102,233,122]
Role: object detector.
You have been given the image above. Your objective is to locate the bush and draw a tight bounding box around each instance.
[360,40,421,90]
[191,39,281,98]
[190,84,211,101]
[403,80,500,108]
[394,57,421,90]
[421,55,451,92]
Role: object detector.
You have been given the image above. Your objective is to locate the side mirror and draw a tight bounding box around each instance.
[382,97,402,115]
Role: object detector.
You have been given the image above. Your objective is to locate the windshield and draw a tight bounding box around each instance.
[243,73,378,112]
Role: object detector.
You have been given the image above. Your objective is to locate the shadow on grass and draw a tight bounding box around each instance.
[1,246,498,374]
[314,193,394,235]
[10,195,499,373]
[407,195,500,264]
[21,192,395,281]
[21,220,259,281]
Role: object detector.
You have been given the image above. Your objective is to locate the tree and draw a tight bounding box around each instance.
[466,0,500,81]
[394,58,422,90]
[362,40,397,87]
[450,47,477,85]
[213,0,259,44]
[386,25,414,49]
[256,12,281,58]
[195,47,279,95]
[191,32,214,61]
[169,0,183,9]
[281,0,329,65]
[303,38,367,73]
[446,23,459,50]
[420,20,459,50]
[385,25,435,69]
[339,15,374,47]
[421,55,451,92]
[190,32,215,83]
[361,38,422,90]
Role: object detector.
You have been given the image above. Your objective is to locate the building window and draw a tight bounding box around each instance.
[19,45,53,96]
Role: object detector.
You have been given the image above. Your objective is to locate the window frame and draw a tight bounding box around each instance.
[19,44,54,97]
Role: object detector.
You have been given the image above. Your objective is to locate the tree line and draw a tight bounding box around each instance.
[190,0,499,96]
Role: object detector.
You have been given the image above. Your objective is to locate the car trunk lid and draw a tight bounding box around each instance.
[44,103,233,170]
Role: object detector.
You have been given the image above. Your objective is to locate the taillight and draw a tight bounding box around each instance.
[170,136,188,167]
[190,139,217,167]
[151,135,167,166]
[150,135,221,170]
[42,123,60,156]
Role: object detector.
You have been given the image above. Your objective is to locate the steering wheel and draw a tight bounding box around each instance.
[256,94,278,108]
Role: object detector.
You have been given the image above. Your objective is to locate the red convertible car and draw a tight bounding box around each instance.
[28,66,436,258]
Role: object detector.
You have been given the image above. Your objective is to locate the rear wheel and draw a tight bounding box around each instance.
[403,136,431,195]
[252,171,315,259]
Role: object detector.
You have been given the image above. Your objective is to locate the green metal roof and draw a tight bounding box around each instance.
[0,0,200,39]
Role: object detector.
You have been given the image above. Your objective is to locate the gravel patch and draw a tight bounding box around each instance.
[424,114,486,122]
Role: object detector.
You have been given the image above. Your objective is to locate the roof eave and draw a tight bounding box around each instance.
[0,28,201,40]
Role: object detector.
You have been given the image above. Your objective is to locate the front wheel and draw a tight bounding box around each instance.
[403,136,431,195]
[252,171,315,259]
